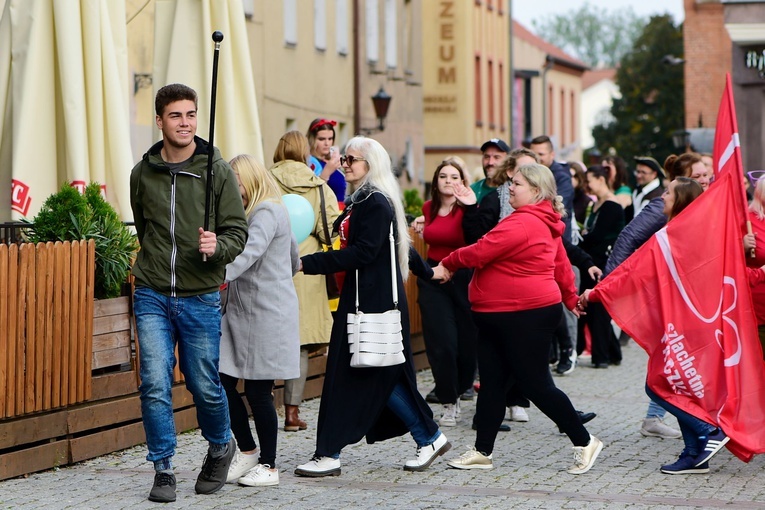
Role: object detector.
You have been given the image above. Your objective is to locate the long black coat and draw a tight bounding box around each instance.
[301,186,437,457]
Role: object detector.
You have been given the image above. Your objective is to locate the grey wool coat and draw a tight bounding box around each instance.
[219,200,301,381]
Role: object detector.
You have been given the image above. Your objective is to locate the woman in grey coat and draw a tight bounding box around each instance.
[219,155,300,488]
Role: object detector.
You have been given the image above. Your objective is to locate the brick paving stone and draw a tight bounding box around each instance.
[1,340,765,509]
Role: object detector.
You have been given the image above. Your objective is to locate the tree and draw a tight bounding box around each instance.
[592,15,684,167]
[531,3,647,68]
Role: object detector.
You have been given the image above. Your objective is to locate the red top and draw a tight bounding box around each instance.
[422,201,467,262]
[441,201,577,313]
[335,210,352,291]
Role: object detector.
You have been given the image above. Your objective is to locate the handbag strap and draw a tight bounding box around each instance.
[355,222,397,312]
[318,185,333,251]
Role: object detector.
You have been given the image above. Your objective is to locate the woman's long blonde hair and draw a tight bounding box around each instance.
[230,154,283,216]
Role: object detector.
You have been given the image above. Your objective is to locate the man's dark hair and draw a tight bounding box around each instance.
[155,83,198,116]
[529,135,553,150]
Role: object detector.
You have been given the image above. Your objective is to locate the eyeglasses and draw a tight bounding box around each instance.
[340,155,366,166]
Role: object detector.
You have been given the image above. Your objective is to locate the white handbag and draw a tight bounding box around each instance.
[346,223,405,368]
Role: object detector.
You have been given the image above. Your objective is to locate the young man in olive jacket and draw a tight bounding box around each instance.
[129,83,248,502]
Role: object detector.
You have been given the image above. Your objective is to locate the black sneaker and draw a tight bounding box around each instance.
[558,411,597,433]
[195,437,236,495]
[426,389,440,404]
[148,472,176,503]
[555,358,574,375]
[460,388,475,401]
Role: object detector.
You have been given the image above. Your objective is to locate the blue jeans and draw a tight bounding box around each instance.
[387,382,440,447]
[134,286,231,463]
[645,385,715,456]
[646,399,668,419]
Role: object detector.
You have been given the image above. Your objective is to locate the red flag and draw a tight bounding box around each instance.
[713,74,750,218]
[591,170,765,462]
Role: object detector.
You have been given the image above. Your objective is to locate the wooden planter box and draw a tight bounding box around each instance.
[92,296,132,371]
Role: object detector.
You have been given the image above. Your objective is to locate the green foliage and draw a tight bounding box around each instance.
[29,182,138,299]
[403,188,424,223]
[592,15,684,166]
[531,3,648,68]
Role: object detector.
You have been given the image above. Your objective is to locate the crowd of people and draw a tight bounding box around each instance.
[129,83,746,503]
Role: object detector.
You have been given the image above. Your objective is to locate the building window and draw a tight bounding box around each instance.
[488,60,495,128]
[475,55,482,127]
[336,0,349,55]
[570,90,576,148]
[366,0,379,63]
[242,0,254,19]
[560,89,566,145]
[547,85,554,136]
[284,0,297,46]
[487,0,493,11]
[403,0,413,73]
[499,63,505,131]
[385,0,397,69]
[315,0,327,51]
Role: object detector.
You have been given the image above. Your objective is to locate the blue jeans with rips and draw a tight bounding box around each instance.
[134,286,231,464]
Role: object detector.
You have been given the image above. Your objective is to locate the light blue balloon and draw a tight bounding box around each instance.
[282,194,315,244]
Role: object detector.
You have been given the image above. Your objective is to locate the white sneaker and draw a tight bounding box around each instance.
[226,451,259,483]
[294,455,341,477]
[238,464,279,487]
[447,447,494,470]
[640,417,682,439]
[404,433,451,471]
[568,435,603,474]
[510,406,529,422]
[439,403,458,427]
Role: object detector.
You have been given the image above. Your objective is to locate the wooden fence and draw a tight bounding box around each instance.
[0,240,95,419]
[0,228,429,480]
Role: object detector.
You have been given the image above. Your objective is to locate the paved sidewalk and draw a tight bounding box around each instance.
[1,341,764,509]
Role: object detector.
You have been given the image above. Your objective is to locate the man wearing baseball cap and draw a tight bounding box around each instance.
[471,138,511,203]
[632,156,665,219]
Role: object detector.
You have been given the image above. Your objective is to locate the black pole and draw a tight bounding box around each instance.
[203,30,224,260]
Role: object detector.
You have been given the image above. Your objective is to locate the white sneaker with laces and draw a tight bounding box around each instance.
[510,406,529,422]
[238,464,279,487]
[447,447,494,470]
[404,433,451,471]
[568,435,603,474]
[226,451,259,483]
[294,455,341,477]
[439,403,458,427]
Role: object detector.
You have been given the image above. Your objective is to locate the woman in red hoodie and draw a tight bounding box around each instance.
[435,163,603,475]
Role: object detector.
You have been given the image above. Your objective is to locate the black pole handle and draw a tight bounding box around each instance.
[203,31,224,260]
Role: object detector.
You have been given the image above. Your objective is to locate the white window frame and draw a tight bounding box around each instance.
[366,0,379,63]
[315,0,327,51]
[384,0,397,69]
[284,0,297,46]
[336,0,349,55]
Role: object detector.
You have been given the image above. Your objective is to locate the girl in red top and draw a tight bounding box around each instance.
[435,163,603,475]
[417,159,478,428]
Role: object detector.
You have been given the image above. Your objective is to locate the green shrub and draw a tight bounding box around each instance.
[403,188,424,224]
[29,182,138,299]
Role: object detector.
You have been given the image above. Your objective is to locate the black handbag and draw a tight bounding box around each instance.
[318,187,341,299]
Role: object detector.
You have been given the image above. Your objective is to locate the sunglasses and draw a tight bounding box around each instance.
[747,170,765,186]
[340,155,366,166]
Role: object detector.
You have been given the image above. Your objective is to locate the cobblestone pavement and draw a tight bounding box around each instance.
[1,341,764,509]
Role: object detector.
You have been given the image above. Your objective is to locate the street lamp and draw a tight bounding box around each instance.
[672,129,691,153]
[360,87,392,135]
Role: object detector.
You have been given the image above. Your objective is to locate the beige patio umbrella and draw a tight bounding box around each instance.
[153,0,263,164]
[0,0,134,221]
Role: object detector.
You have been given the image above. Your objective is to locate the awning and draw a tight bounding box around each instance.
[153,0,263,164]
[0,0,134,221]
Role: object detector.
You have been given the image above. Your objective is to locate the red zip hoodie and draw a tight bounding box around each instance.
[441,200,578,313]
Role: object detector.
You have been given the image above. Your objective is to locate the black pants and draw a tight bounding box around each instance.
[578,272,622,365]
[472,305,590,455]
[417,267,477,405]
[220,373,277,467]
